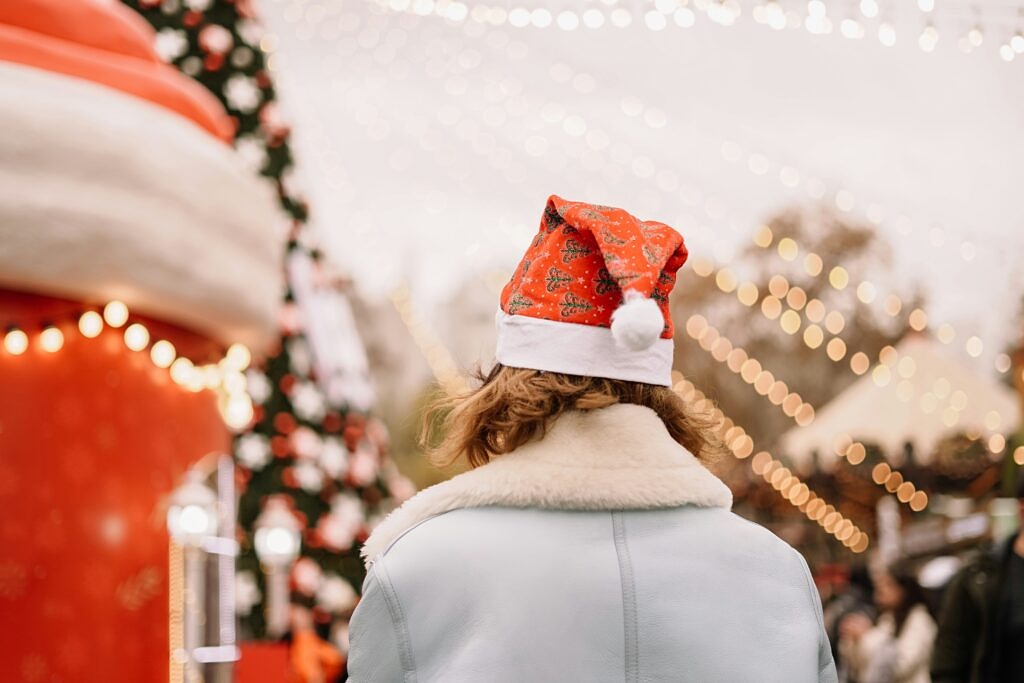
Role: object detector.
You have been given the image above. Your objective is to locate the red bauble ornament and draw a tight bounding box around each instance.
[203,52,225,72]
[273,411,297,435]
[270,435,291,458]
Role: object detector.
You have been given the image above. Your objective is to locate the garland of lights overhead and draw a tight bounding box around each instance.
[689,232,1003,509]
[683,312,930,511]
[748,227,1009,371]
[1,300,254,430]
[692,227,1013,417]
[350,0,1024,62]
[696,236,1008,406]
[674,377,871,552]
[270,0,1015,300]
[272,0,1020,284]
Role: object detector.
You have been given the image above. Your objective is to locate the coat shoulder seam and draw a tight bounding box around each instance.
[612,511,639,683]
[374,559,419,683]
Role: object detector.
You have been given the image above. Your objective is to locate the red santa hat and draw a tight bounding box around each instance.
[496,195,688,386]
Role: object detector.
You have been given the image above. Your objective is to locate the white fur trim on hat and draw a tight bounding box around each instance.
[495,309,673,386]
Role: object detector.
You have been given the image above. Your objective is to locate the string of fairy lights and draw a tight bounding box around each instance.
[271,0,1021,304]
[693,225,1012,456]
[270,0,1016,296]
[748,225,1011,373]
[354,0,1024,63]
[268,0,1019,282]
[684,314,816,426]
[693,232,1005,410]
[675,376,870,552]
[682,311,930,512]
[1,301,255,430]
[685,221,1012,510]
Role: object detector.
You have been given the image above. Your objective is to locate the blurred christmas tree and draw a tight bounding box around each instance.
[123,0,413,650]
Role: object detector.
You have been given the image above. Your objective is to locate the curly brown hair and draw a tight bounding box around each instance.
[422,363,722,468]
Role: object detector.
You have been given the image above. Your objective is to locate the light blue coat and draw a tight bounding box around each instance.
[350,404,837,682]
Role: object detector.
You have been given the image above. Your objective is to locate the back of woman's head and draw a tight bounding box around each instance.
[422,363,722,468]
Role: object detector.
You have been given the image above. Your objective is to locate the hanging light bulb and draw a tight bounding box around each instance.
[78,311,104,338]
[1012,31,1024,53]
[560,10,581,30]
[841,18,865,40]
[103,300,129,328]
[644,10,667,30]
[124,323,150,351]
[224,343,252,372]
[674,6,696,27]
[4,328,28,355]
[583,9,605,28]
[919,23,939,51]
[805,1,832,34]
[878,21,896,46]
[39,325,64,353]
[764,1,786,29]
[150,340,177,368]
[859,0,878,19]
[968,26,984,47]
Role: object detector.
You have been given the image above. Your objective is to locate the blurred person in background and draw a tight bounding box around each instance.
[346,197,836,682]
[840,564,936,683]
[931,479,1024,683]
[820,565,877,678]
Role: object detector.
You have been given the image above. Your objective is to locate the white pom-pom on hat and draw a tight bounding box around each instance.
[611,290,665,351]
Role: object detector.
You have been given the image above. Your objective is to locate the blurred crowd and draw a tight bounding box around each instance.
[819,482,1024,683]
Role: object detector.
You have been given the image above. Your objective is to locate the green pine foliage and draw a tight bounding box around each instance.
[123,0,401,643]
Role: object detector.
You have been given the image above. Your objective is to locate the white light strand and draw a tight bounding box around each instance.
[683,311,929,511]
[674,377,871,551]
[346,0,1024,62]
[1,303,254,430]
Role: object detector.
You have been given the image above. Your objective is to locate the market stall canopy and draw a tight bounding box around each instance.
[779,334,1021,468]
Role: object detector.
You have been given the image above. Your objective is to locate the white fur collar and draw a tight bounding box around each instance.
[362,403,732,565]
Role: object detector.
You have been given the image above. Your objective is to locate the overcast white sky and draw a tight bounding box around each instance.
[259,0,1024,363]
